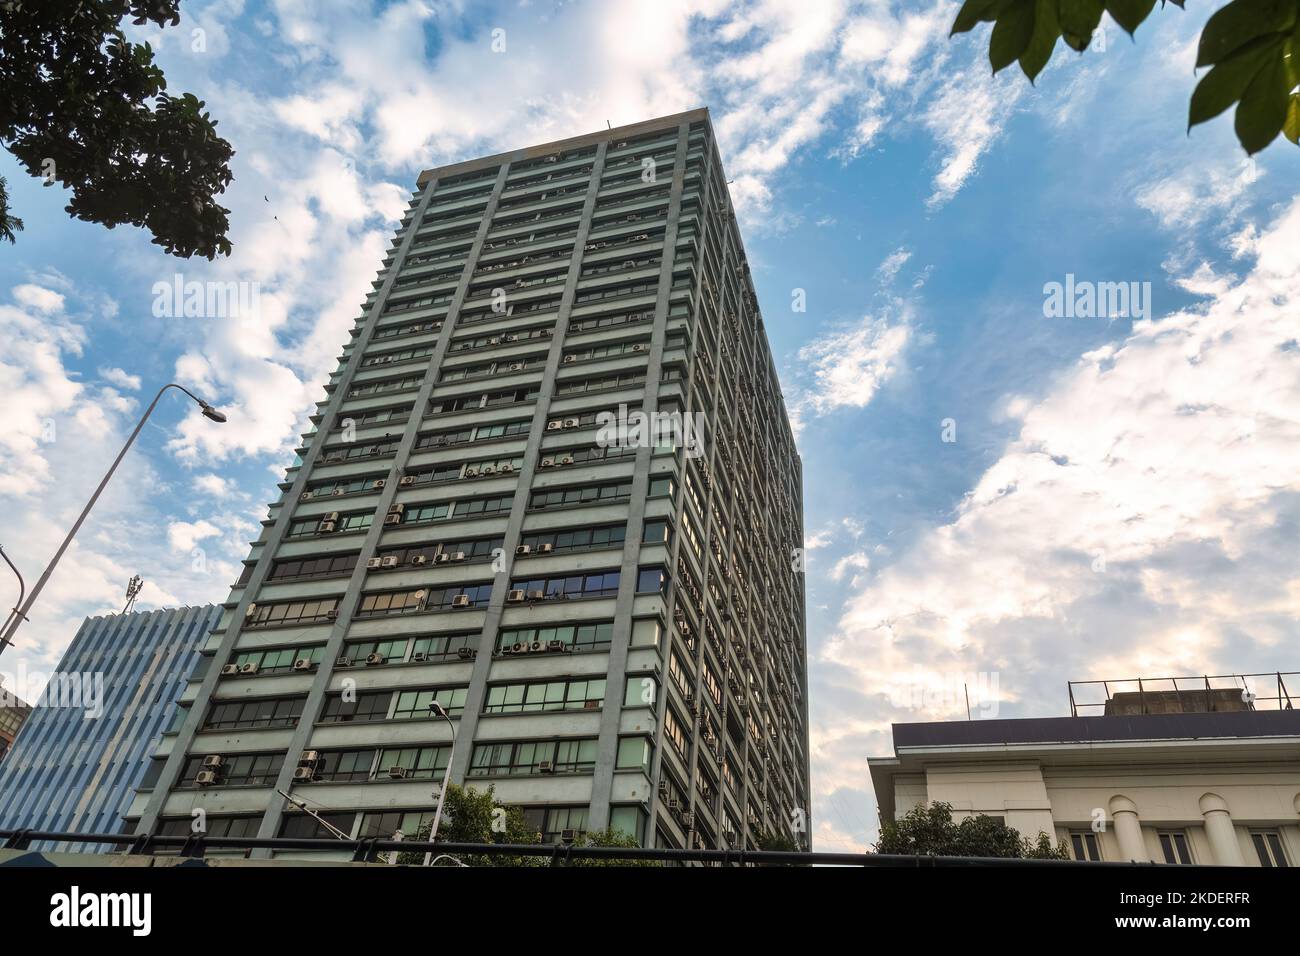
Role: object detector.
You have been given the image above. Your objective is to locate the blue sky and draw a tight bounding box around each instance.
[2,1,1298,853]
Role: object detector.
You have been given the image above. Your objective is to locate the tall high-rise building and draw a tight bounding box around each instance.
[0,605,218,850]
[132,109,809,854]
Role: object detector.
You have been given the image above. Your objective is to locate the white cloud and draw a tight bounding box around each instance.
[925,67,1026,208]
[166,519,222,553]
[876,246,911,283]
[821,191,1300,739]
[193,473,237,499]
[791,310,912,423]
[99,367,142,391]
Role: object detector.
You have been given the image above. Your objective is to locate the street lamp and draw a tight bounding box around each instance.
[0,383,227,658]
[422,700,457,866]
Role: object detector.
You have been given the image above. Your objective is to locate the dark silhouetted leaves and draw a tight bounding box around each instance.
[1020,0,1062,80]
[991,1,1038,72]
[1189,37,1281,126]
[1106,0,1158,34]
[1196,0,1296,67]
[950,0,1300,155]
[1059,0,1106,51]
[0,1,234,258]
[1235,45,1293,151]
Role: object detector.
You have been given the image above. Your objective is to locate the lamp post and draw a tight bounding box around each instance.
[422,700,457,866]
[0,383,227,658]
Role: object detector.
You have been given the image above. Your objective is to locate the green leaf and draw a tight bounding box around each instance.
[952,0,1009,34]
[1197,0,1296,68]
[991,1,1038,73]
[1021,0,1061,81]
[1059,0,1105,51]
[1235,45,1293,152]
[1105,0,1157,35]
[1287,22,1300,87]
[1189,37,1281,128]
[1283,93,1300,144]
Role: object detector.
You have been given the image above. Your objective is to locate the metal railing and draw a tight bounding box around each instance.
[0,828,1145,867]
[1068,671,1296,717]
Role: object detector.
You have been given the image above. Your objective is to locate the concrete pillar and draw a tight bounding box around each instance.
[1108,795,1148,862]
[1199,792,1245,866]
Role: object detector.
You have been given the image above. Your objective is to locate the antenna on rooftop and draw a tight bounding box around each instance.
[122,575,143,614]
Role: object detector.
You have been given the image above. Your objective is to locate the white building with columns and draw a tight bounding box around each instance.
[868,687,1299,866]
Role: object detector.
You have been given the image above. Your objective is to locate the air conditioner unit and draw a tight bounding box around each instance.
[562,355,577,364]
[631,343,644,352]
[547,640,566,652]
[240,662,259,675]
[463,467,479,478]
[336,656,353,668]
[410,554,428,566]
[480,465,496,476]
[299,491,314,500]
[387,503,405,515]
[399,475,416,486]
[499,463,514,473]
[562,418,579,428]
[511,642,528,655]
[506,589,526,603]
[666,799,681,811]
[539,761,555,774]
[450,552,466,562]
[318,520,337,533]
[537,543,554,554]
[529,641,544,653]
[508,363,524,372]
[503,334,518,343]
[451,594,472,608]
[623,260,636,269]
[457,648,475,660]
[387,766,408,779]
[384,514,401,525]
[411,652,427,662]
[682,811,696,829]
[380,556,399,568]
[292,766,316,782]
[560,828,578,844]
[367,557,383,569]
[299,750,320,765]
[292,658,314,671]
[203,755,224,769]
[539,457,555,468]
[558,456,574,466]
[195,771,219,786]
[434,553,451,564]
[373,479,386,490]
[331,487,345,496]
[546,421,563,431]
[366,653,385,666]
[220,664,240,676]
[515,545,531,556]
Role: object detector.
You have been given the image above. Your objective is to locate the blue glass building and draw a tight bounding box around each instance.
[0,604,219,850]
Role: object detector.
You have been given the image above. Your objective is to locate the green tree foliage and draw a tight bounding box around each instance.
[874,801,1070,860]
[0,1,235,257]
[563,827,661,867]
[951,0,1300,154]
[0,176,21,243]
[392,786,659,867]
[395,784,541,867]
